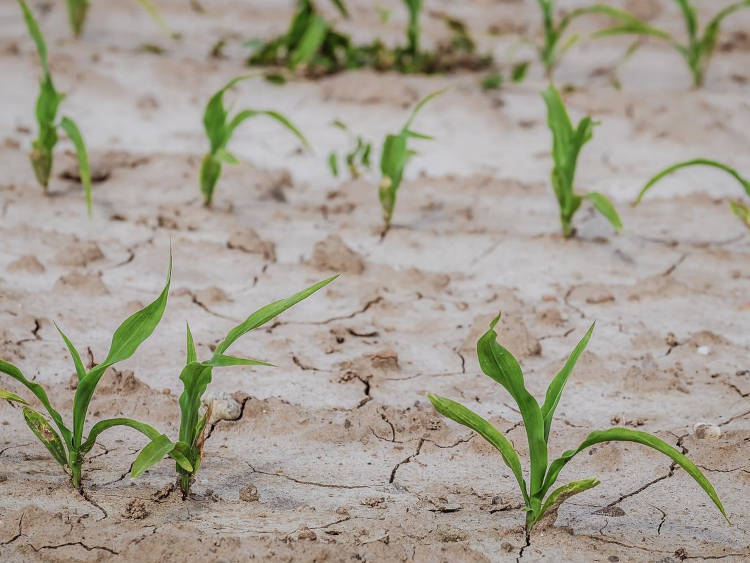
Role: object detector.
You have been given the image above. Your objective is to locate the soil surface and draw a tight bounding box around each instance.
[1,1,749,561]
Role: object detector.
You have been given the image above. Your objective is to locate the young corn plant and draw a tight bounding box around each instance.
[0,257,182,491]
[247,0,356,76]
[378,89,443,236]
[200,74,309,207]
[65,0,169,38]
[542,85,622,238]
[18,0,93,216]
[327,120,372,180]
[429,315,729,532]
[535,0,658,78]
[130,276,337,499]
[591,0,750,87]
[634,159,750,230]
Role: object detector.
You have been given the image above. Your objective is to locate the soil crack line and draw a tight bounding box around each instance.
[247,463,373,489]
[389,438,425,484]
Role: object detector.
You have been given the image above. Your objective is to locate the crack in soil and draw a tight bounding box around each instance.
[389,438,424,484]
[79,487,109,521]
[0,512,24,546]
[247,463,373,489]
[30,541,118,555]
[269,296,383,330]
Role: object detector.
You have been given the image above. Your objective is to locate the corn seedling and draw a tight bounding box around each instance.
[535,0,659,78]
[247,0,357,76]
[635,159,750,230]
[378,89,443,235]
[0,257,178,490]
[130,276,338,498]
[542,85,622,238]
[590,0,750,87]
[327,120,372,180]
[65,0,169,38]
[18,0,93,216]
[428,315,728,532]
[200,75,309,207]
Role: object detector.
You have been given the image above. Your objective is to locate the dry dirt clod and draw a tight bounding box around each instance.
[55,240,104,268]
[297,527,317,541]
[202,392,242,424]
[7,255,45,273]
[239,484,259,502]
[309,234,365,274]
[227,228,277,261]
[122,498,149,520]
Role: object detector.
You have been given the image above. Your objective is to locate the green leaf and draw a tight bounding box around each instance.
[55,323,86,382]
[289,15,328,68]
[477,315,547,500]
[428,394,529,505]
[169,440,194,472]
[17,0,50,75]
[0,388,28,405]
[541,427,729,522]
[73,253,171,446]
[60,117,93,217]
[730,201,750,228]
[701,2,750,60]
[215,147,240,165]
[213,275,338,356]
[585,192,623,231]
[402,89,445,133]
[23,407,68,467]
[0,358,72,448]
[200,153,222,205]
[79,417,162,455]
[533,478,600,529]
[511,62,529,83]
[131,434,175,478]
[635,159,750,206]
[541,323,594,441]
[134,0,171,36]
[186,323,197,365]
[227,109,309,150]
[203,355,272,368]
[328,152,339,177]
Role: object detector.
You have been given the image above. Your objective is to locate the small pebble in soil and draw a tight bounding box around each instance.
[693,422,721,439]
[239,484,259,502]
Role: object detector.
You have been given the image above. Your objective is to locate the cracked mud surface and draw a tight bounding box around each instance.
[1,0,749,561]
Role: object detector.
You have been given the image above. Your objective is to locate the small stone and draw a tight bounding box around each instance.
[297,527,317,541]
[501,542,514,553]
[693,422,721,439]
[122,498,149,520]
[594,506,626,517]
[696,346,711,356]
[335,507,349,516]
[608,556,620,562]
[202,391,241,424]
[435,525,467,542]
[239,484,259,502]
[369,349,399,370]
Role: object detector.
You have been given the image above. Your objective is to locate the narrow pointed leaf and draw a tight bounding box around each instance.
[533,478,600,528]
[213,275,337,356]
[23,408,68,467]
[0,388,28,405]
[55,323,87,382]
[60,117,92,217]
[204,355,272,368]
[428,394,528,504]
[186,323,197,364]
[79,417,162,455]
[585,192,623,231]
[541,323,594,441]
[541,427,729,522]
[131,434,175,478]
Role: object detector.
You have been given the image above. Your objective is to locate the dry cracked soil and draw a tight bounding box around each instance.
[0,0,749,561]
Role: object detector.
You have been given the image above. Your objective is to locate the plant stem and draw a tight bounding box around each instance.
[561,217,574,238]
[71,460,82,490]
[179,472,192,499]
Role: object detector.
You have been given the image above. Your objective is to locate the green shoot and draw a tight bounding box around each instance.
[0,256,175,490]
[535,0,662,78]
[65,0,170,38]
[200,75,309,207]
[429,315,729,532]
[542,85,622,238]
[18,0,93,216]
[634,159,750,230]
[403,0,423,58]
[327,120,372,180]
[378,89,443,235]
[591,0,750,87]
[130,276,338,499]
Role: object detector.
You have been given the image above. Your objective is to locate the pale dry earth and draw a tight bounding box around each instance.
[0,0,749,561]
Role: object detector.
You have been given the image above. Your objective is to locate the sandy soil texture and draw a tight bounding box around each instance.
[1,0,749,561]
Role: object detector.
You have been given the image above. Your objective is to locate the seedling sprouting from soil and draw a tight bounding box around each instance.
[327,120,372,180]
[0,257,179,490]
[65,0,169,38]
[200,74,309,206]
[18,0,93,216]
[428,315,729,532]
[130,276,338,498]
[247,0,354,76]
[378,89,443,235]
[635,159,750,230]
[542,85,622,238]
[535,0,653,78]
[590,0,750,87]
